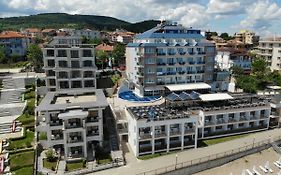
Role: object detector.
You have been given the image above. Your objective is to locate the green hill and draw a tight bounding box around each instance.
[0,13,160,33]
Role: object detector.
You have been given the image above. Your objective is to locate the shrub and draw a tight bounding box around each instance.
[45,149,56,162]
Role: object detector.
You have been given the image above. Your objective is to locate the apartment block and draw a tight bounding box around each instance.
[0,31,30,57]
[257,39,281,71]
[126,105,198,157]
[36,89,108,161]
[69,29,101,40]
[126,22,216,97]
[42,36,97,91]
[215,48,251,73]
[126,92,280,156]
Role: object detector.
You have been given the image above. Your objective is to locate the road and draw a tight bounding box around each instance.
[91,128,281,175]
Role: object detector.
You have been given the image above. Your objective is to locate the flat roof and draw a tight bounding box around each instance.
[37,89,108,111]
[165,83,211,92]
[55,95,97,104]
[199,93,233,101]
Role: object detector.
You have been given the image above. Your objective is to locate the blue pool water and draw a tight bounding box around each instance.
[118,91,161,102]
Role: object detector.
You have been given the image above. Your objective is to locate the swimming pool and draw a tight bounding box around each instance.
[118,91,161,102]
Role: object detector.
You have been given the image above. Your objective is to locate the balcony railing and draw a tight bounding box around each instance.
[184,128,195,134]
[170,141,182,148]
[178,62,185,65]
[86,117,99,123]
[168,52,176,55]
[157,62,166,66]
[51,134,63,140]
[177,71,185,75]
[87,130,99,136]
[139,133,152,140]
[168,62,176,66]
[66,122,82,129]
[68,136,83,143]
[154,132,166,138]
[157,52,166,56]
[170,130,181,136]
[50,120,63,126]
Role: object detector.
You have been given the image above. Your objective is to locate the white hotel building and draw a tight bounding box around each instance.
[126,93,280,157]
[126,22,216,97]
[36,89,108,161]
[42,36,97,91]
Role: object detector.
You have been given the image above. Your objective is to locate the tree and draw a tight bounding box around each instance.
[230,65,244,78]
[96,50,109,69]
[112,42,125,66]
[236,75,258,93]
[11,54,20,63]
[251,57,270,80]
[220,32,233,40]
[27,44,43,72]
[0,45,7,64]
[45,149,57,162]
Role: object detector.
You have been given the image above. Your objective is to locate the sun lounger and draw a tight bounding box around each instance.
[246,169,254,175]
[259,165,267,173]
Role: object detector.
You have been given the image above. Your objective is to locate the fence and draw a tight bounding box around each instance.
[137,135,281,175]
[64,161,124,175]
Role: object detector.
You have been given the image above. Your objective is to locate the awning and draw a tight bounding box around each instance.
[165,83,211,92]
[144,86,165,91]
[199,93,233,102]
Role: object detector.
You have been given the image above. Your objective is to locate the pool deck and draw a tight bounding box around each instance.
[118,91,161,103]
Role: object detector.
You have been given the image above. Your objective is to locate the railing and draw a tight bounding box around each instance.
[139,134,152,140]
[137,135,281,175]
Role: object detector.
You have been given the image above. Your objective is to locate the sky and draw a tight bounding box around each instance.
[1,0,281,36]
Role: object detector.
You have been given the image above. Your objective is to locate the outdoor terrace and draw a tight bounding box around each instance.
[127,105,192,121]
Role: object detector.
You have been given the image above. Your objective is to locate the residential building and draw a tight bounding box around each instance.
[95,43,114,54]
[234,30,259,45]
[126,92,280,156]
[0,31,31,57]
[117,35,133,44]
[215,48,251,73]
[42,36,97,91]
[126,22,216,96]
[126,104,198,157]
[42,29,57,37]
[22,28,42,38]
[70,29,101,40]
[211,69,230,92]
[256,38,281,71]
[36,89,108,161]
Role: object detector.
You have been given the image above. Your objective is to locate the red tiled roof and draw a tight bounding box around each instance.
[0,31,26,39]
[42,29,56,33]
[25,28,41,33]
[96,43,114,52]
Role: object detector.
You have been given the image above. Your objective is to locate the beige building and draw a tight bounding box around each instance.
[256,38,281,71]
[235,30,259,45]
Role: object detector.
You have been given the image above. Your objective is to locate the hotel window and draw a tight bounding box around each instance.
[144,48,154,54]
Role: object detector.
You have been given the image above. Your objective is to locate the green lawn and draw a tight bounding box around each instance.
[138,151,178,160]
[8,130,34,150]
[17,113,35,126]
[39,132,47,140]
[200,133,250,146]
[43,158,57,170]
[14,166,33,175]
[10,151,34,171]
[66,161,85,171]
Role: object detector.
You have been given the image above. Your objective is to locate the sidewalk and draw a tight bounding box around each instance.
[92,128,281,175]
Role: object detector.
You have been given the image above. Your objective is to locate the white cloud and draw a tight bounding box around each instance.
[240,0,281,34]
[207,0,241,14]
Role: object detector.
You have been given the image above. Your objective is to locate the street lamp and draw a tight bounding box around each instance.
[175,154,178,169]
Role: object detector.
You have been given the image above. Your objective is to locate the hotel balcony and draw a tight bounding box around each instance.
[65,121,82,129]
[179,52,186,55]
[178,62,186,65]
[155,144,167,152]
[168,62,176,66]
[157,72,166,76]
[154,132,166,138]
[86,116,99,123]
[166,72,177,75]
[67,136,83,143]
[177,71,186,75]
[170,130,181,136]
[169,141,182,149]
[168,52,176,55]
[157,52,166,56]
[51,134,63,140]
[198,52,206,55]
[87,130,99,137]
[157,62,166,66]
[189,61,195,65]
[50,120,63,127]
[196,61,205,65]
[184,128,195,134]
[139,133,152,140]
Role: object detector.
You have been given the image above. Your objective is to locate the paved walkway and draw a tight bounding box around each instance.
[57,160,66,175]
[91,128,281,175]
